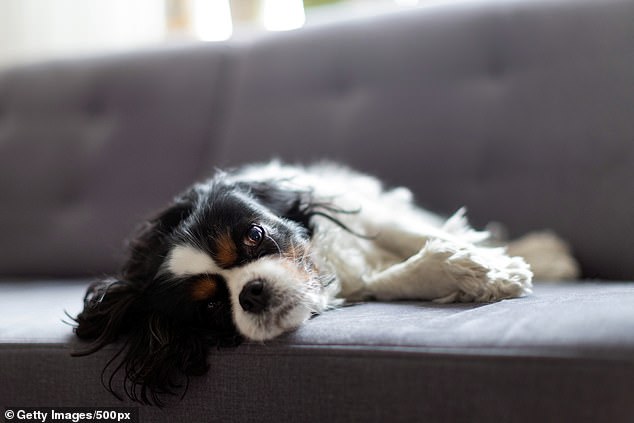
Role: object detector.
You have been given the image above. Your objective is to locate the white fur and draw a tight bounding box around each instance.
[166,244,223,276]
[169,162,534,341]
[236,162,532,306]
[224,257,326,341]
[165,245,329,342]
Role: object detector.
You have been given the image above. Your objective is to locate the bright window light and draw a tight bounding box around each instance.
[261,0,305,32]
[192,0,233,41]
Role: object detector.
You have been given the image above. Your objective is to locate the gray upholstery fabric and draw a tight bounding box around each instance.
[1,0,634,421]
[0,45,233,277]
[1,281,634,421]
[3,281,634,356]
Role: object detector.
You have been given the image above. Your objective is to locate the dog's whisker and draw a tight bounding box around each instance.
[266,234,283,257]
[287,236,298,261]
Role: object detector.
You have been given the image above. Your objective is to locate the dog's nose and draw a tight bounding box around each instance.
[239,280,269,313]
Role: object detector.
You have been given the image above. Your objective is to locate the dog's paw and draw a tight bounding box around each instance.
[424,239,533,303]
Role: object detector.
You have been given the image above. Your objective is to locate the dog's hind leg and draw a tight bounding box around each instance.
[360,238,532,303]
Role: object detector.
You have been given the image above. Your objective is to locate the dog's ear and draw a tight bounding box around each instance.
[238,179,364,237]
[73,190,201,404]
[122,190,198,283]
[74,190,197,347]
[109,309,210,405]
[237,180,315,228]
[73,280,211,405]
[73,279,139,349]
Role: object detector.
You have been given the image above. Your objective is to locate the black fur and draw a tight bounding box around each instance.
[72,172,331,405]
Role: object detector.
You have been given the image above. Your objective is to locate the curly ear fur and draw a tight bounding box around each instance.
[73,282,212,405]
[239,179,367,239]
[72,191,222,405]
[73,279,139,353]
[237,180,316,229]
[116,312,216,405]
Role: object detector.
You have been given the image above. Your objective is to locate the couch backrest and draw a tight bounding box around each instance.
[217,0,634,280]
[0,45,233,276]
[1,0,633,279]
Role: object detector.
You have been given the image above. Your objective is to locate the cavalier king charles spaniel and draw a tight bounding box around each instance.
[73,161,532,404]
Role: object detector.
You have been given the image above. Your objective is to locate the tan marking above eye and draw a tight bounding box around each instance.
[215,230,238,267]
[190,277,218,301]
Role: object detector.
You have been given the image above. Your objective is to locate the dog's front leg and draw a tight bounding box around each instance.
[361,239,532,303]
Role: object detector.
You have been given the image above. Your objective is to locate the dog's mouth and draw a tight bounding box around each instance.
[234,299,315,341]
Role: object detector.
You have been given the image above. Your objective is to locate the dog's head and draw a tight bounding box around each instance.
[73,175,333,404]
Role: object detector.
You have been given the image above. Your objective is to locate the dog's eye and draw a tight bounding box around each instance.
[244,224,264,247]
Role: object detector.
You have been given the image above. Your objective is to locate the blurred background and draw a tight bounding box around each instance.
[0,0,433,69]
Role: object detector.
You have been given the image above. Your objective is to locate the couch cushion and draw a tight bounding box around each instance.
[4,280,634,355]
[2,280,633,421]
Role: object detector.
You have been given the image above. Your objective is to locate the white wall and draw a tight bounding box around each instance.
[0,0,167,68]
[0,0,430,69]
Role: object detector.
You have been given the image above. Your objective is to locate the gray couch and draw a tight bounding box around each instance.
[2,0,634,421]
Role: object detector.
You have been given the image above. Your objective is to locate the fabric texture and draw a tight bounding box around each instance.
[1,281,634,421]
[3,281,634,356]
[0,45,234,277]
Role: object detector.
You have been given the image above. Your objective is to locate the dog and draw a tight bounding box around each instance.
[73,161,533,404]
